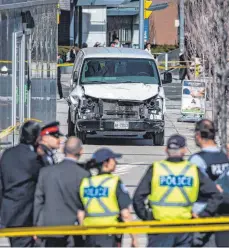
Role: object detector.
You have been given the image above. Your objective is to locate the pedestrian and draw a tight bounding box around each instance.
[112,31,118,42]
[144,42,151,54]
[70,44,79,62]
[189,119,229,247]
[113,37,121,47]
[133,134,223,247]
[93,41,101,47]
[36,121,63,166]
[110,42,115,47]
[76,148,138,247]
[0,121,42,247]
[82,42,88,48]
[33,137,89,247]
[57,54,63,99]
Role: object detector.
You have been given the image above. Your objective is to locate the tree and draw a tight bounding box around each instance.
[184,0,229,149]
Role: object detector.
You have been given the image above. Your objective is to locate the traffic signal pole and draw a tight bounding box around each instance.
[139,0,144,49]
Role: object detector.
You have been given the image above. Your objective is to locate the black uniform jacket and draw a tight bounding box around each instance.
[0,144,43,227]
[33,158,90,227]
[133,158,223,221]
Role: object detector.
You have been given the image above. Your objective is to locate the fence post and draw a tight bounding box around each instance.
[165,53,168,71]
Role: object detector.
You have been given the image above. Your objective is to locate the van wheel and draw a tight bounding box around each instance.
[153,131,164,146]
[143,132,153,139]
[67,108,75,137]
[75,126,87,144]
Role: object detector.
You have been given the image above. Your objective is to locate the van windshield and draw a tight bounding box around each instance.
[80,58,160,85]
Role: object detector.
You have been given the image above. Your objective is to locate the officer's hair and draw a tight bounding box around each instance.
[85,158,109,171]
[19,121,41,145]
[195,119,216,140]
[167,148,184,157]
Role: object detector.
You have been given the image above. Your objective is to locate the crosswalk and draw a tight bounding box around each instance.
[114,164,138,175]
[114,163,149,175]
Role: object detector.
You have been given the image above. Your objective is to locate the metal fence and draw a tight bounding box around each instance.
[156,49,180,79]
[0,1,58,146]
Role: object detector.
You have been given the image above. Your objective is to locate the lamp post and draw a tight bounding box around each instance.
[139,0,144,49]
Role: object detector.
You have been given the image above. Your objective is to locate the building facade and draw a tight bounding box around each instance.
[58,0,178,47]
[149,1,178,45]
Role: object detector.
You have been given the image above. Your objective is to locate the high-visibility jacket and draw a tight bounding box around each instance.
[79,174,120,226]
[148,160,199,220]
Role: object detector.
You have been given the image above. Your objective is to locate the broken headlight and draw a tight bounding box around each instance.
[146,97,163,120]
[69,95,79,108]
[79,97,99,119]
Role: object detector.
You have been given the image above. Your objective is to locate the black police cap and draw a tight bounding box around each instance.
[40,121,64,138]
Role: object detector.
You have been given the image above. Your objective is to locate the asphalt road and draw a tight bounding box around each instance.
[0,81,200,247]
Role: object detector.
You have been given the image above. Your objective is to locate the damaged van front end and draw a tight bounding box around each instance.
[67,48,172,145]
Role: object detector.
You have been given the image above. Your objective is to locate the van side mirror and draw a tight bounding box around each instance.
[163,72,172,84]
[73,71,78,83]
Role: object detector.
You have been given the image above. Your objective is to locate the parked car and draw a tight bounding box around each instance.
[67,47,172,145]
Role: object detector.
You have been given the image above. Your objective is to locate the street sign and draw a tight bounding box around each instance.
[175,19,180,27]
[177,80,206,123]
[144,19,149,42]
[144,0,152,19]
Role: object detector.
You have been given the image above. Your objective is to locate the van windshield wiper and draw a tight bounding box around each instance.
[81,81,107,84]
[119,81,143,84]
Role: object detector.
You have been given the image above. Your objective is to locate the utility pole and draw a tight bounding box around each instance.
[179,0,184,53]
[139,0,144,49]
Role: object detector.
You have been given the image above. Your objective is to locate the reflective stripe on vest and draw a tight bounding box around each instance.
[80,175,120,217]
[151,162,193,207]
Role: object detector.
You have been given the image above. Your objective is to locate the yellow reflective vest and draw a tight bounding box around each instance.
[148,160,199,220]
[79,174,120,226]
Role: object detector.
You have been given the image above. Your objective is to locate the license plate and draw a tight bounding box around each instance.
[114,121,129,129]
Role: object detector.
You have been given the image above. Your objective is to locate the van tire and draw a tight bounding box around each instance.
[153,131,164,146]
[67,108,75,137]
[75,126,87,144]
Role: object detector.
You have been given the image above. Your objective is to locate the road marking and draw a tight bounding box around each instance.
[114,163,142,175]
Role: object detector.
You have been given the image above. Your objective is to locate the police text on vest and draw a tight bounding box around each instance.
[160,175,193,187]
[84,186,109,198]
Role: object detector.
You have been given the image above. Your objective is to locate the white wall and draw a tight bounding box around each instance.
[82,6,107,47]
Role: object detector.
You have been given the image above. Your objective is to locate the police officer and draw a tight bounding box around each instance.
[133,134,222,247]
[76,148,138,247]
[189,119,229,247]
[37,121,64,166]
[0,121,42,247]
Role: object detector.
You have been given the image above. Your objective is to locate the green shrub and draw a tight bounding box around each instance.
[58,46,71,56]
[151,44,179,54]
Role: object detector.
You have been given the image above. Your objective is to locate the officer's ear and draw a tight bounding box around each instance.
[181,147,188,155]
[79,148,84,156]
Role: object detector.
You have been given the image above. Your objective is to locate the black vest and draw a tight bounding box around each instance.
[193,150,229,181]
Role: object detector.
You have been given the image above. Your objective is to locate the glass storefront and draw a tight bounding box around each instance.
[107,16,133,46]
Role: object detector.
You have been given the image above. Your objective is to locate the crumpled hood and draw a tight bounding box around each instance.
[81,83,164,101]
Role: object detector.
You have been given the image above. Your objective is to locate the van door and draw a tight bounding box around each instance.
[71,51,84,89]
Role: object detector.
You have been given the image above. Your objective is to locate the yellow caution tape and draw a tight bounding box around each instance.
[0,126,16,140]
[24,118,43,123]
[57,63,74,67]
[1,217,229,237]
[0,119,42,140]
[0,60,12,64]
